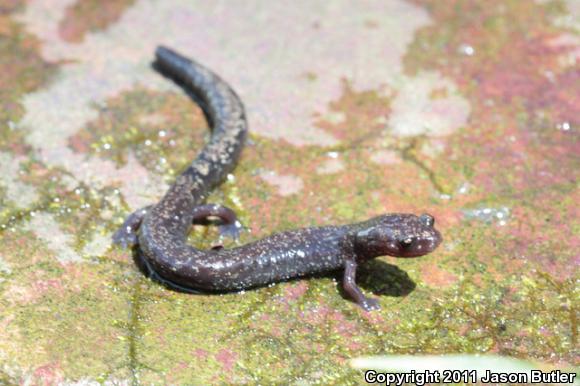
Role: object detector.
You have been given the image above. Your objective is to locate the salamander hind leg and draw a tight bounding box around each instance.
[190,204,244,241]
[112,206,152,248]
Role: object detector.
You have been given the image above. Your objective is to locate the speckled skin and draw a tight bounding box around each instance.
[113,46,442,311]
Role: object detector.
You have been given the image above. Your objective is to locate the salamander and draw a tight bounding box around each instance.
[113,46,442,311]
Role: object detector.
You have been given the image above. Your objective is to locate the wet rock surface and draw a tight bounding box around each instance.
[0,0,577,383]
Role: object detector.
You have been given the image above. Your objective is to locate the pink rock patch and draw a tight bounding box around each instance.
[32,362,64,385]
[281,281,309,302]
[420,262,458,288]
[215,348,237,372]
[259,170,304,197]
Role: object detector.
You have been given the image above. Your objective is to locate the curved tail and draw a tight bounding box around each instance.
[154,46,248,192]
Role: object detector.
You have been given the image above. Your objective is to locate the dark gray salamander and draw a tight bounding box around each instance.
[113,46,443,311]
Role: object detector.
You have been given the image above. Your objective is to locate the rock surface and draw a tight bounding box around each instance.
[0,0,578,383]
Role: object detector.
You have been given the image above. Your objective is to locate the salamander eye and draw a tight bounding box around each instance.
[420,214,434,227]
[400,237,414,247]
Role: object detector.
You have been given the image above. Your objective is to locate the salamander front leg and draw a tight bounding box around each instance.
[343,258,380,311]
[191,204,243,241]
[112,206,152,248]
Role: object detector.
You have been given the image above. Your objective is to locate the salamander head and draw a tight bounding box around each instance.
[353,213,442,259]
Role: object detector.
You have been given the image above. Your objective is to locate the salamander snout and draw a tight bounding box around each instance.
[354,213,442,259]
